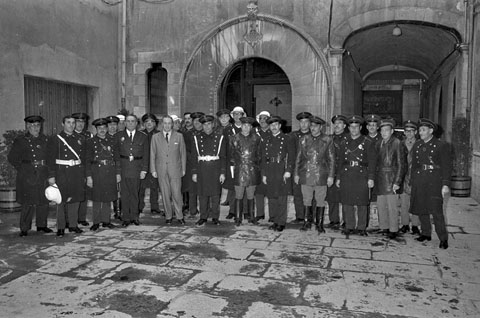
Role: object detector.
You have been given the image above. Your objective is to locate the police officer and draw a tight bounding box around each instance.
[47,115,87,236]
[114,114,149,227]
[229,116,261,226]
[325,115,348,230]
[139,113,162,215]
[72,112,93,227]
[364,114,381,228]
[191,115,227,226]
[290,111,313,223]
[254,110,271,222]
[8,115,52,236]
[336,115,377,237]
[294,116,335,233]
[410,118,452,249]
[106,115,122,219]
[261,116,295,232]
[86,118,120,231]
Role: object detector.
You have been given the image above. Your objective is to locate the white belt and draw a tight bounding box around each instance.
[198,155,220,162]
[56,159,82,166]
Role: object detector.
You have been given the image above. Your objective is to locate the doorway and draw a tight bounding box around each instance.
[219,58,292,131]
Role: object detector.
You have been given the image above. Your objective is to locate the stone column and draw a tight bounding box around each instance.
[328,48,344,122]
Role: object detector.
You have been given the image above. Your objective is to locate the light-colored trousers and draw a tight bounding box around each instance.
[377,194,399,232]
[158,171,183,220]
[399,193,420,227]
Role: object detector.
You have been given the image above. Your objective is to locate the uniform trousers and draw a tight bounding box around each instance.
[419,213,448,241]
[234,185,256,200]
[57,202,80,229]
[399,193,419,227]
[139,186,159,211]
[199,195,220,220]
[293,183,304,219]
[301,185,327,207]
[78,200,88,222]
[92,202,112,225]
[20,204,49,232]
[268,196,287,226]
[377,194,399,232]
[158,171,183,220]
[343,205,368,230]
[255,193,266,217]
[188,190,198,216]
[120,177,140,222]
[327,202,340,223]
[227,190,235,214]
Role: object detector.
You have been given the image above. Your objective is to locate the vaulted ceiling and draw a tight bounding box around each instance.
[343,21,462,80]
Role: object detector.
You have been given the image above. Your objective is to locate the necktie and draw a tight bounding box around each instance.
[166,132,169,143]
[129,132,133,142]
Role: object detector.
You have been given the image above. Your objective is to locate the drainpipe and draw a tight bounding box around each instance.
[121,0,127,109]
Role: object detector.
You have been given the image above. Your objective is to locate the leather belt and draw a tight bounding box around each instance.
[92,159,115,165]
[120,155,142,160]
[56,159,82,166]
[421,164,440,170]
[265,156,284,164]
[198,155,219,162]
[22,159,46,166]
[344,160,367,167]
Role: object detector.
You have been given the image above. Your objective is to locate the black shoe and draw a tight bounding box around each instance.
[300,222,312,232]
[37,227,53,233]
[226,213,235,219]
[178,219,186,225]
[315,223,325,234]
[166,219,172,225]
[439,240,449,249]
[268,218,273,222]
[138,209,143,214]
[114,213,122,220]
[415,235,432,242]
[68,227,83,233]
[122,221,130,227]
[249,218,259,225]
[212,219,220,225]
[220,201,229,206]
[411,226,420,235]
[131,220,140,226]
[79,221,89,226]
[102,223,116,229]
[377,229,390,235]
[388,231,398,239]
[196,219,207,227]
[90,224,100,231]
[151,209,161,214]
[19,231,28,237]
[235,219,242,227]
[342,229,351,239]
[56,229,65,237]
[399,225,410,233]
[255,215,265,221]
[324,221,338,228]
[292,218,305,224]
[359,230,368,236]
[269,223,278,231]
[277,225,285,232]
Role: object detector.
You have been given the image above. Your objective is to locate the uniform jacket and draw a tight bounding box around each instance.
[183,128,202,192]
[228,132,261,187]
[410,137,452,215]
[150,130,186,179]
[260,132,295,197]
[8,132,50,205]
[336,135,377,205]
[402,137,417,194]
[191,130,227,196]
[140,128,159,188]
[374,136,407,195]
[86,135,119,202]
[326,131,349,202]
[218,124,238,190]
[47,131,86,202]
[294,133,335,186]
[255,127,271,195]
[114,129,149,178]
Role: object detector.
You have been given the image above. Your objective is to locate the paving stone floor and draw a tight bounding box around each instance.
[0,196,479,317]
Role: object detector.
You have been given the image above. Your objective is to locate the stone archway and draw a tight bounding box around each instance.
[180,14,334,129]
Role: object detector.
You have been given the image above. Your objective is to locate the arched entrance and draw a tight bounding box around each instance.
[220,57,292,129]
[180,15,333,130]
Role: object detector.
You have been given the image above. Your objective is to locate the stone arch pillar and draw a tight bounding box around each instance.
[180,14,334,129]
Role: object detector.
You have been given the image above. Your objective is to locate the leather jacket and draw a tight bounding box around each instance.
[229,132,261,186]
[374,136,407,195]
[294,133,335,186]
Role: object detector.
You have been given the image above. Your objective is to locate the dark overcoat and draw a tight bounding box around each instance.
[191,130,227,196]
[326,131,349,202]
[254,127,271,196]
[8,132,50,205]
[86,135,119,202]
[47,131,86,202]
[219,124,240,190]
[336,135,377,206]
[139,129,159,189]
[410,137,452,215]
[289,130,310,197]
[114,130,149,178]
[260,132,295,197]
[374,136,407,195]
[228,132,261,187]
[182,129,201,193]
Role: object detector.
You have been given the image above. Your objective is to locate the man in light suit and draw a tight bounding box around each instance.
[151,115,187,225]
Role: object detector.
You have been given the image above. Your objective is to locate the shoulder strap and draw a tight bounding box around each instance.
[217,134,224,157]
[194,135,200,156]
[57,134,80,160]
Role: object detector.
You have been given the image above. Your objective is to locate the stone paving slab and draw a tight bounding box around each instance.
[248,248,330,267]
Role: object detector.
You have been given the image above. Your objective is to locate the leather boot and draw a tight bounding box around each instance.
[300,206,312,231]
[247,199,257,225]
[315,207,325,233]
[234,199,242,226]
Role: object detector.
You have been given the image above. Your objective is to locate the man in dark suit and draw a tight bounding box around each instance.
[410,118,452,249]
[114,114,149,227]
[8,115,52,236]
[151,115,187,225]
